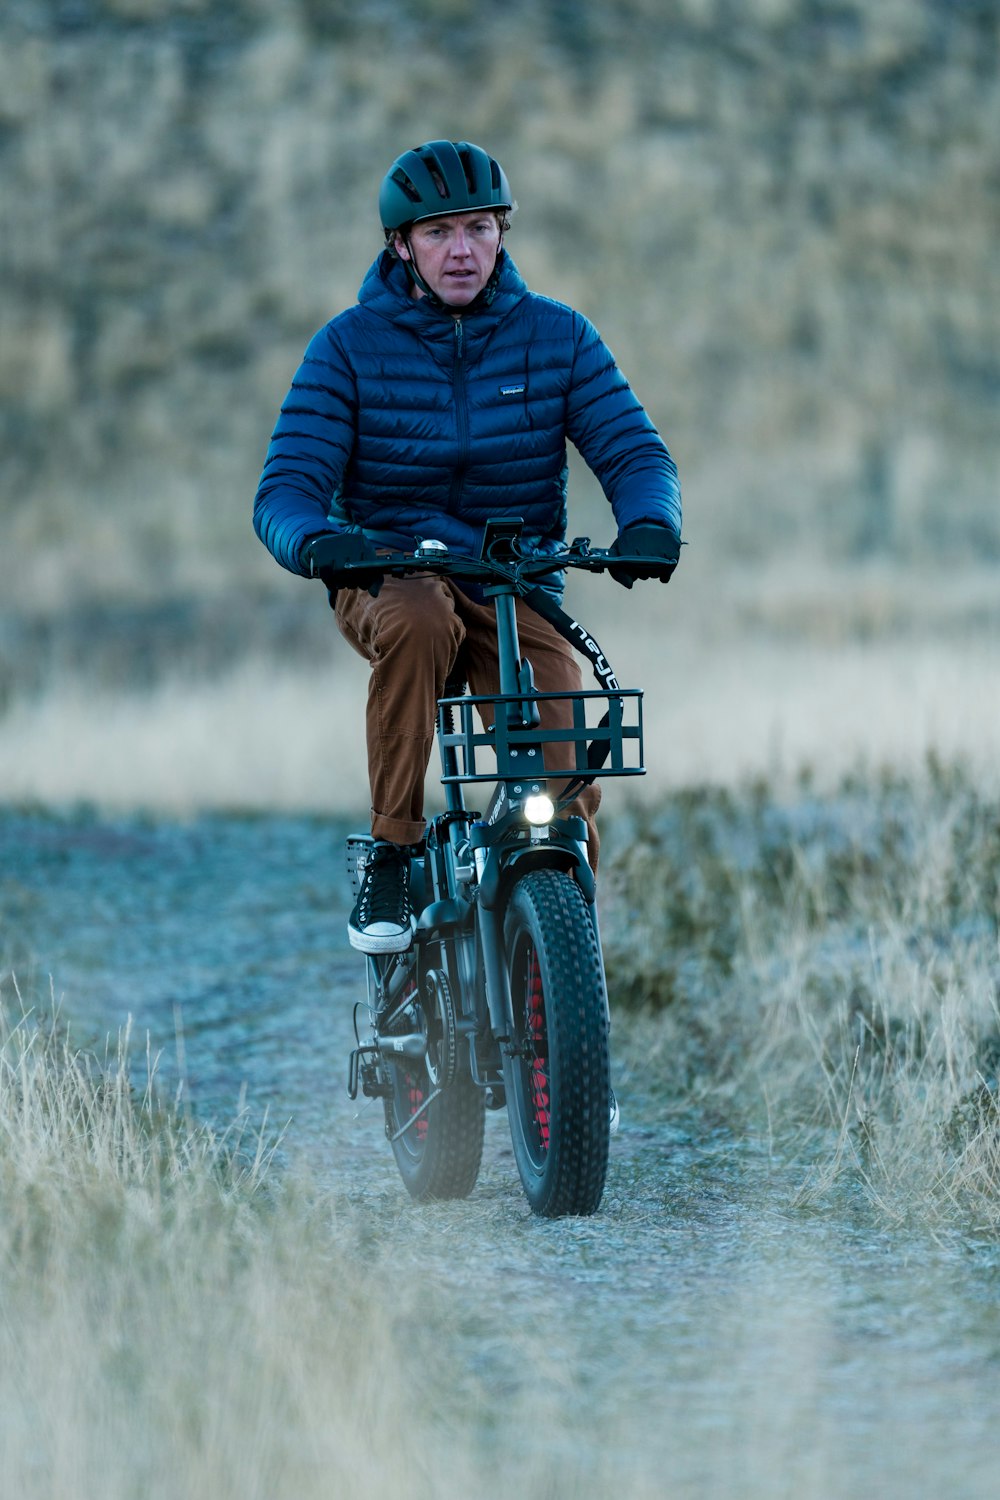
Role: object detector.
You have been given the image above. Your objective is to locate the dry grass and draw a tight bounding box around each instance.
[2,981,986,1500]
[2,2,999,619]
[0,994,473,1498]
[0,993,659,1500]
[0,662,372,815]
[2,556,999,814]
[605,762,1000,1228]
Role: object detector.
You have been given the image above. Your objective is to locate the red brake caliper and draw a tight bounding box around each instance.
[527,950,550,1153]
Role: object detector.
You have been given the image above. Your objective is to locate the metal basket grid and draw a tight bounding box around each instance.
[436,688,644,784]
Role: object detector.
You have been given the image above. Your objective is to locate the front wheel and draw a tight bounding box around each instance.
[502,869,610,1217]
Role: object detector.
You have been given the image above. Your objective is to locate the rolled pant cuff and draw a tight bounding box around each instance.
[371,812,426,847]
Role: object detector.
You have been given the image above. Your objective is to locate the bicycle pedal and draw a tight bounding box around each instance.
[349,1045,390,1100]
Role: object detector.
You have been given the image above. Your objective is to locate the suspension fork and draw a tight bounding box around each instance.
[476,893,513,1042]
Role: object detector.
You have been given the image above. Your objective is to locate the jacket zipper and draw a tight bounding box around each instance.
[448,318,469,514]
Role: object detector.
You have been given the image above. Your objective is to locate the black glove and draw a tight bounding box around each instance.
[607,523,681,589]
[300,532,383,594]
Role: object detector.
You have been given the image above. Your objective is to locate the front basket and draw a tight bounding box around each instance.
[436,688,644,784]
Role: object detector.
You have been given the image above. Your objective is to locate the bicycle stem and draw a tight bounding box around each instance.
[490,587,522,702]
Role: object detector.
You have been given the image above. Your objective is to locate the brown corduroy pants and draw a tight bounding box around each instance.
[335,575,601,870]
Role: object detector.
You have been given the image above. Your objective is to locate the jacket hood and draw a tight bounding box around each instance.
[357,248,529,336]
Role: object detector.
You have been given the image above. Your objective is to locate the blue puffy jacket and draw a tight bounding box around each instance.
[253,250,681,593]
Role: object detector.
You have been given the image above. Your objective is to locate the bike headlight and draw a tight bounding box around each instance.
[523,793,555,826]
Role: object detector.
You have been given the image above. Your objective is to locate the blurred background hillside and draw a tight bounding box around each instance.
[1,0,998,805]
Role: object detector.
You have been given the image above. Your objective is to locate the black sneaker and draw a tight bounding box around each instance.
[348,842,416,954]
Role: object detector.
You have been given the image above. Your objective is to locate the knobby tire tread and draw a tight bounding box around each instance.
[503,868,610,1217]
[387,1063,485,1202]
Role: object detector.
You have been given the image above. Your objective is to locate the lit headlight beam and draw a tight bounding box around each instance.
[523,793,555,825]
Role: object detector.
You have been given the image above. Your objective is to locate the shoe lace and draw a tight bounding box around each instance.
[358,848,411,925]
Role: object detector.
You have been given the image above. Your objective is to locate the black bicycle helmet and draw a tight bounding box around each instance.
[379,140,512,233]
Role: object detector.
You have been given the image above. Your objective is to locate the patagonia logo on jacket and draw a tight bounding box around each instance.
[499,383,526,397]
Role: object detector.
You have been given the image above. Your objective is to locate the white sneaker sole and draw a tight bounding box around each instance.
[348,921,415,955]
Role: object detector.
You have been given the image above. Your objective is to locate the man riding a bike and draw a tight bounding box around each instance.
[253,139,682,957]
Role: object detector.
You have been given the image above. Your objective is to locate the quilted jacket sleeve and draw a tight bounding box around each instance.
[565,313,682,540]
[253,324,358,575]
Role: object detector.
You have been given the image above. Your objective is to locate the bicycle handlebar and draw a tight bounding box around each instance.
[320,536,671,592]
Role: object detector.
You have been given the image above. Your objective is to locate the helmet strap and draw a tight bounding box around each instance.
[399,236,443,306]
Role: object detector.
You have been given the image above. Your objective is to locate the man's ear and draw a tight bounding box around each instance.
[393,233,411,262]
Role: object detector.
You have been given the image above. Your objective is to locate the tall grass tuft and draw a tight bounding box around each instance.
[0,987,273,1206]
[0,992,457,1498]
[0,989,643,1499]
[603,764,1000,1228]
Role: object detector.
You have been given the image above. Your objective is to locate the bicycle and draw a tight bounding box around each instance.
[342,520,658,1217]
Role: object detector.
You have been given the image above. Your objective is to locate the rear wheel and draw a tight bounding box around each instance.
[502,868,610,1217]
[384,976,485,1201]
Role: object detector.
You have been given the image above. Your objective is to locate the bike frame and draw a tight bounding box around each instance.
[347,528,647,1124]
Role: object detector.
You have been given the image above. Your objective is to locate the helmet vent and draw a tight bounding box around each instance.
[457,147,478,195]
[414,146,449,198]
[390,168,421,205]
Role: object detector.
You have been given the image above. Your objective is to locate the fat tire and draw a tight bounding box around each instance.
[385,1055,485,1203]
[502,868,610,1217]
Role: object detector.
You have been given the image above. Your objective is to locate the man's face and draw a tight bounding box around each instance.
[395,210,503,308]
